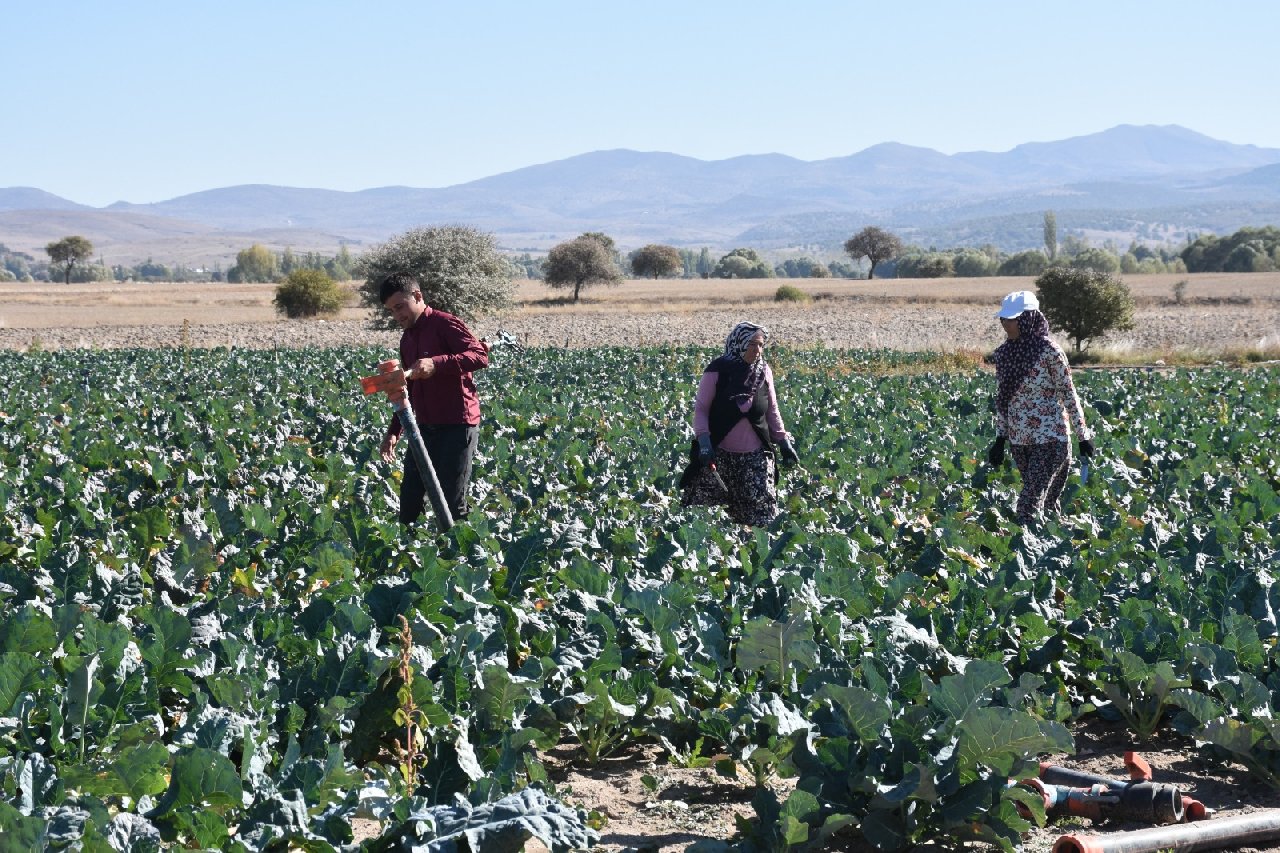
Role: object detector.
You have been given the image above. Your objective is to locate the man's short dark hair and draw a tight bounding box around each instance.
[378,272,421,304]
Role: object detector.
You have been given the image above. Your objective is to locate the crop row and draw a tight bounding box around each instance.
[0,347,1277,851]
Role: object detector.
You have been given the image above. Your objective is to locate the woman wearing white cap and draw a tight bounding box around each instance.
[988,290,1094,524]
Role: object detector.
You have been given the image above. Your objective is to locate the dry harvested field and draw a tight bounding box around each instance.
[1,273,1278,354]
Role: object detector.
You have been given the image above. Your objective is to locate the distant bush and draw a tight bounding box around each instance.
[952,249,998,277]
[774,257,828,278]
[896,252,953,278]
[998,250,1049,277]
[1069,247,1121,274]
[274,269,347,318]
[774,284,811,303]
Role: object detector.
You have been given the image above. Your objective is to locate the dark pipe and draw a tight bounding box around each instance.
[1038,782,1183,824]
[397,402,454,533]
[1040,762,1188,823]
[1112,782,1182,825]
[1041,763,1133,789]
[1053,810,1280,853]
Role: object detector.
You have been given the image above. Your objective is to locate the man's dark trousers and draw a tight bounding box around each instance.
[400,424,478,525]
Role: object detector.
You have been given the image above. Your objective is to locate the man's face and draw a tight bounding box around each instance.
[384,288,426,330]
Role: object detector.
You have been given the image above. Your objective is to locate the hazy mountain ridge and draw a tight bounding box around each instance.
[3,124,1279,264]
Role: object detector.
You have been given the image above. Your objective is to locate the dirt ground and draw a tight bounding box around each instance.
[540,717,1280,853]
[1,273,1278,355]
[347,717,1280,852]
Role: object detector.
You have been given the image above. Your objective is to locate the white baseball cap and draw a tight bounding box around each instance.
[996,290,1039,319]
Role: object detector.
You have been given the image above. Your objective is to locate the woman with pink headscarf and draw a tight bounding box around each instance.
[988,291,1095,525]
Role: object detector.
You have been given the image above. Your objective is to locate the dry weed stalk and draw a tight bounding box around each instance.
[392,614,429,786]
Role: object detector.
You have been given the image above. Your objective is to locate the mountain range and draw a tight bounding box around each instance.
[3,124,1280,267]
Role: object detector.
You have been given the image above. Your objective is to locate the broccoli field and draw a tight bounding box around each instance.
[1,346,1278,851]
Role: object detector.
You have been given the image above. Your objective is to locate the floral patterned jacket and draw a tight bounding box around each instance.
[995,344,1091,445]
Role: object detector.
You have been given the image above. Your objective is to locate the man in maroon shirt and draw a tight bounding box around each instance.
[377,272,489,525]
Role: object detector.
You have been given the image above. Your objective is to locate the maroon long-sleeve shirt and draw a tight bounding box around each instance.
[386,307,488,437]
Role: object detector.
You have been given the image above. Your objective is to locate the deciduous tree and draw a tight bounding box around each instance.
[712,248,772,279]
[953,249,998,277]
[45,235,93,284]
[1036,267,1135,354]
[997,250,1048,277]
[543,236,623,301]
[1043,211,1058,261]
[581,231,622,268]
[843,227,902,279]
[228,244,278,283]
[774,257,826,278]
[896,252,953,278]
[696,248,714,278]
[629,244,682,279]
[1069,247,1120,274]
[357,225,514,325]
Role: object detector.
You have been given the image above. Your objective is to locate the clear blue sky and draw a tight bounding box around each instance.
[5,0,1279,207]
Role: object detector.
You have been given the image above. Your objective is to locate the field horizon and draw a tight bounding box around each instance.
[3,271,1277,326]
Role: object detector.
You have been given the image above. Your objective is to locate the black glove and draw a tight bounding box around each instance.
[696,434,715,466]
[1079,438,1095,458]
[987,436,1006,467]
[777,438,800,467]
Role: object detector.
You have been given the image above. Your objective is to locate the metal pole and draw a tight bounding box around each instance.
[395,396,454,532]
[1053,811,1280,853]
[361,359,454,533]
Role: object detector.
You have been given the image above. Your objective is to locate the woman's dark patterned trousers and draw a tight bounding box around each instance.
[1010,440,1070,524]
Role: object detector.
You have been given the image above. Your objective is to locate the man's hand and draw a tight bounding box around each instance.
[380,433,399,463]
[696,434,714,466]
[408,358,436,380]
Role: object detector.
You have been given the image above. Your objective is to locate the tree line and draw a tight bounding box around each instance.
[1180,226,1280,272]
[527,215,1201,302]
[18,218,1278,289]
[8,224,1171,354]
[0,239,359,285]
[224,243,356,283]
[15,218,1277,322]
[521,212,1205,297]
